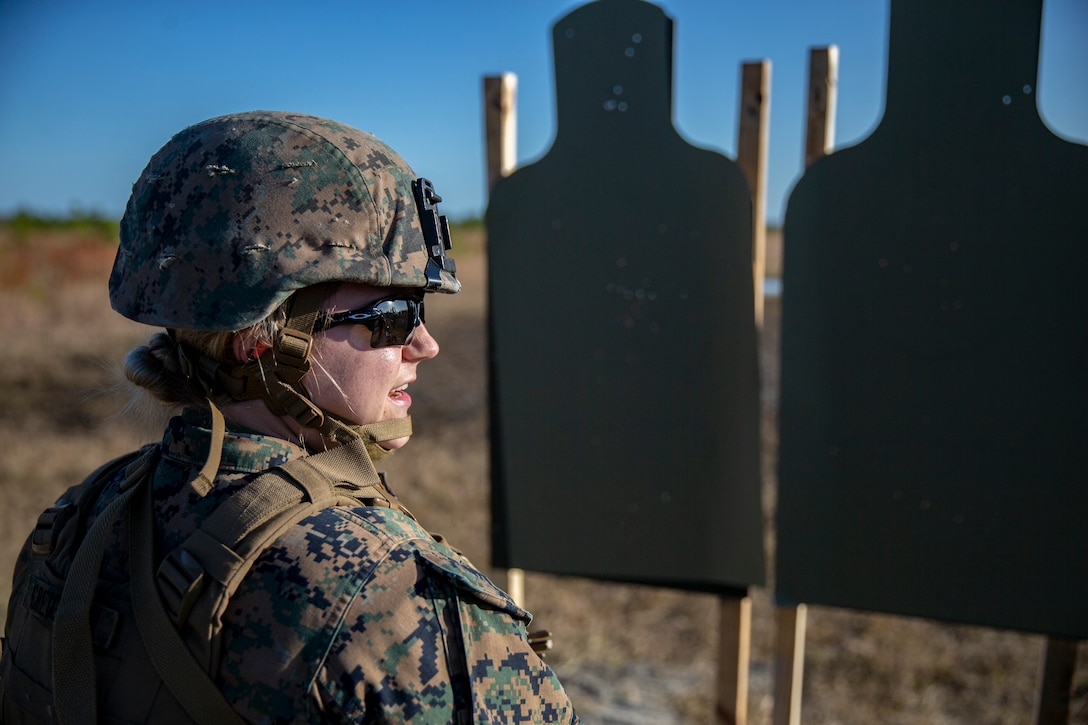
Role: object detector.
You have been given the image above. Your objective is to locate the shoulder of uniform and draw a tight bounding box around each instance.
[332,504,437,549]
[302,505,528,622]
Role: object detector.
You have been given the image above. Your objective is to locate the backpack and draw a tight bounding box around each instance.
[1,438,416,724]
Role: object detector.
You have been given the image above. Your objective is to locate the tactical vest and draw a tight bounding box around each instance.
[0,438,425,724]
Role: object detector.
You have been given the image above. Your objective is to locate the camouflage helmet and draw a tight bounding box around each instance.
[110,111,459,331]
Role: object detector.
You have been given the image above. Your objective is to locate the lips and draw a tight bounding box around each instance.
[389,384,411,406]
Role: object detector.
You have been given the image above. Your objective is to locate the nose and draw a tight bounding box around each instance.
[405,322,439,361]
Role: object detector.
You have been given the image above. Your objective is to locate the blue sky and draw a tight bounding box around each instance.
[1,0,1085,226]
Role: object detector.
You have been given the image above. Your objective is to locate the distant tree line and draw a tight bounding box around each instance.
[1,208,120,242]
[1,209,484,244]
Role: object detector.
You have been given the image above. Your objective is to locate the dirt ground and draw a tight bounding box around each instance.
[1,229,1084,723]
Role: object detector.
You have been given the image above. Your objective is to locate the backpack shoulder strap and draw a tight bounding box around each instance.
[127,467,247,725]
[150,438,394,675]
[51,446,159,725]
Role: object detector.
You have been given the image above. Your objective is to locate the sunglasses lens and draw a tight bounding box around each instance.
[370,298,423,347]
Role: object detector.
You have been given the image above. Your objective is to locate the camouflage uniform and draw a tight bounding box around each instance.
[39,409,575,723]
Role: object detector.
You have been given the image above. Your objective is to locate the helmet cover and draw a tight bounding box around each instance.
[110,111,459,331]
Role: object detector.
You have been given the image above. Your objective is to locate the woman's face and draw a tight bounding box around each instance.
[304,283,439,450]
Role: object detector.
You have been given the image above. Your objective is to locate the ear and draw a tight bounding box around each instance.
[231,334,272,363]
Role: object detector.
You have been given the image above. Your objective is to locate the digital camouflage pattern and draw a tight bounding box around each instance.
[110,111,459,331]
[5,412,577,723]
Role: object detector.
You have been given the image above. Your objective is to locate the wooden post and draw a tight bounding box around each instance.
[484,73,518,195]
[736,59,771,328]
[484,72,524,608]
[803,46,838,169]
[1033,637,1080,725]
[715,57,771,725]
[774,45,838,725]
[717,595,753,724]
[773,604,807,725]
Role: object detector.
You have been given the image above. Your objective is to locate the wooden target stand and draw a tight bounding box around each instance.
[483,54,771,724]
[488,39,1084,725]
[774,42,1085,725]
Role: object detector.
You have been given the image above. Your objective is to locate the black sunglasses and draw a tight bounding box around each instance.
[316,293,425,348]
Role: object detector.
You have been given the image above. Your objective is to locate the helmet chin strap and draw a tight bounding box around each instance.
[318,414,413,461]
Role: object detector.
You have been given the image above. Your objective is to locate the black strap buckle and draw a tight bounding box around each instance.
[31,500,73,556]
[527,630,554,657]
[157,548,207,627]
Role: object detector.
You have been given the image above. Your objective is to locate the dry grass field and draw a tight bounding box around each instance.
[1,227,1084,723]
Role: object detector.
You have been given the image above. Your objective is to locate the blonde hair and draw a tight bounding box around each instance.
[119,302,289,416]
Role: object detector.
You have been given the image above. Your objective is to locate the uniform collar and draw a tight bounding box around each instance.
[161,408,307,474]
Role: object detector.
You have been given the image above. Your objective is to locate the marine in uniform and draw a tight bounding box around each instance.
[1,111,577,724]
